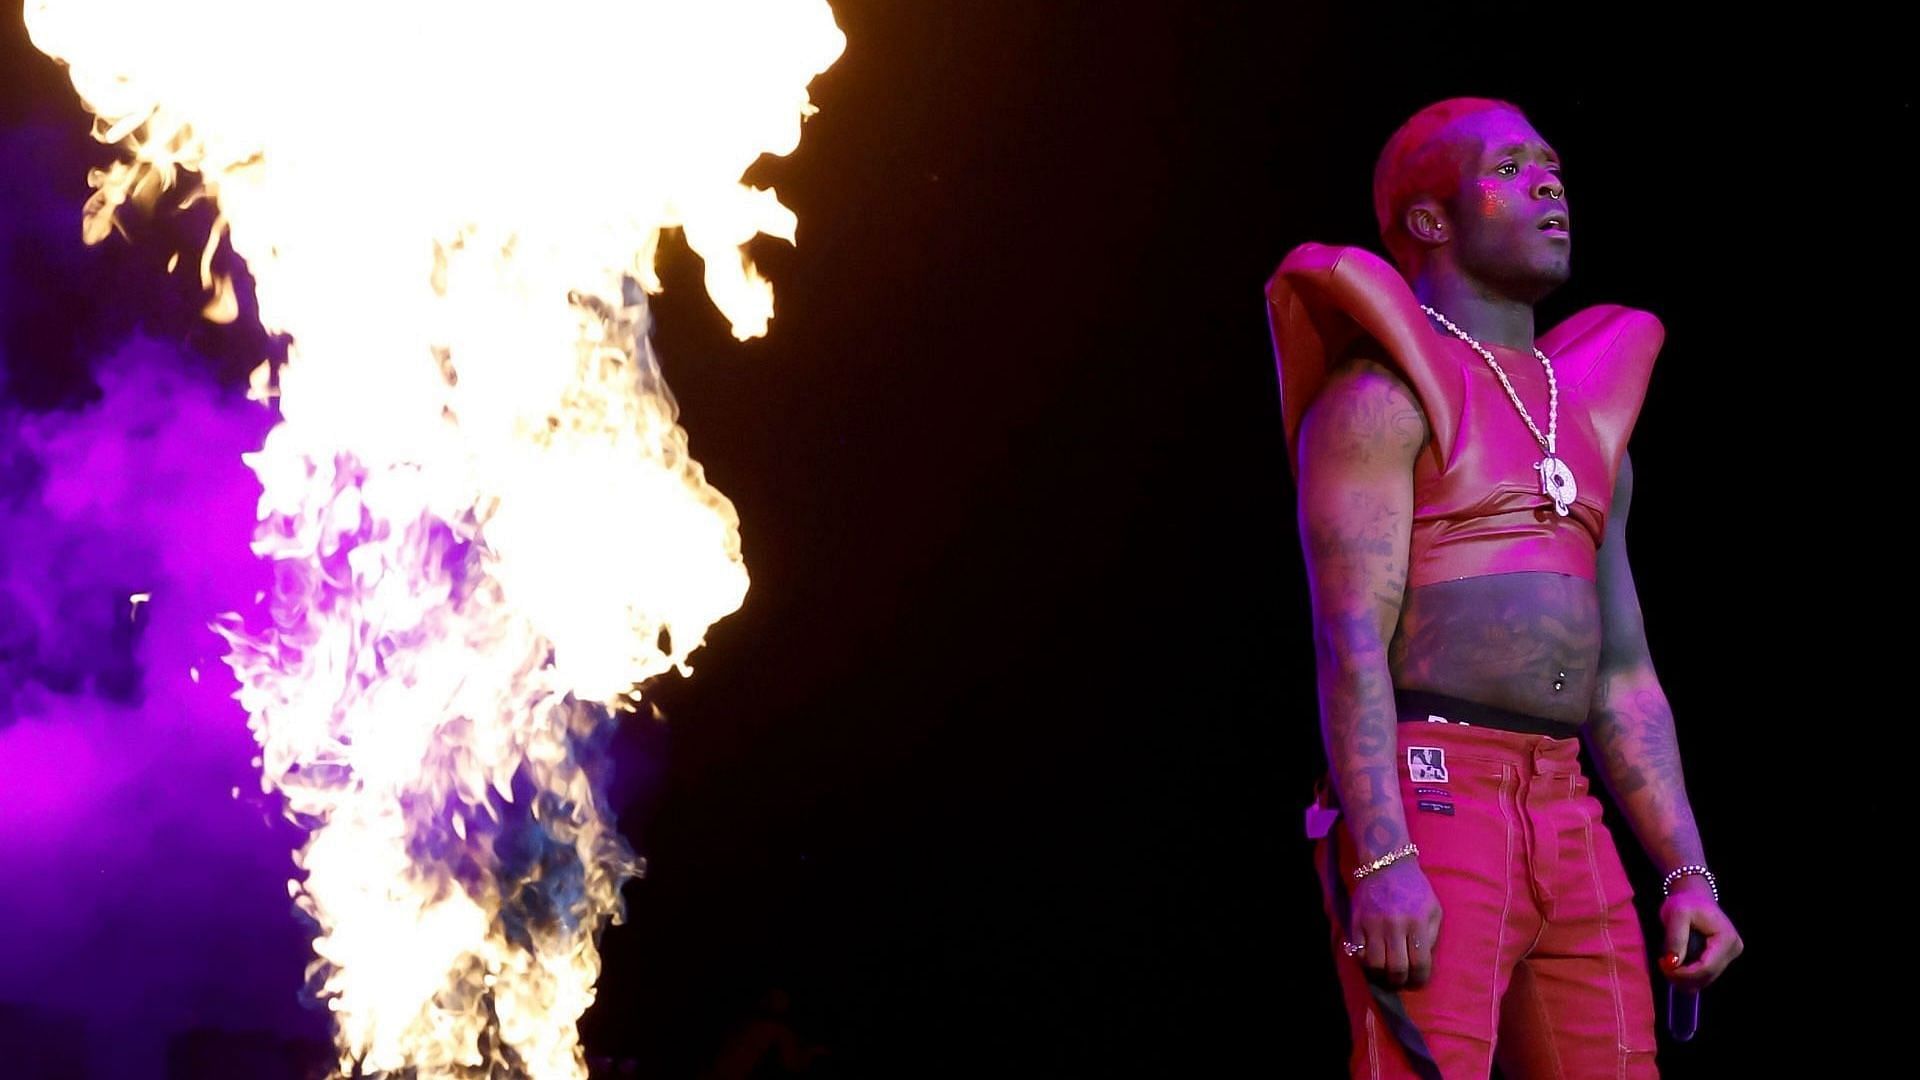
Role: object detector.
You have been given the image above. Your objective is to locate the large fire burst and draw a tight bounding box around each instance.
[25,1,844,1075]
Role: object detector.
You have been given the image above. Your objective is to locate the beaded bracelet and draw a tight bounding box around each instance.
[1661,864,1719,903]
[1353,842,1419,881]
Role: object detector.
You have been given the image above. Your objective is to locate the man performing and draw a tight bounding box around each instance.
[1266,98,1742,1077]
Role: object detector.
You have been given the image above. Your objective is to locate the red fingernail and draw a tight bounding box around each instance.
[1659,953,1680,974]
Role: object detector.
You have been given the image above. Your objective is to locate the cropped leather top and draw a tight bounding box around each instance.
[1266,243,1660,586]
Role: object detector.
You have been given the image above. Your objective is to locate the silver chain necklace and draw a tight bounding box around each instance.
[1421,305,1577,517]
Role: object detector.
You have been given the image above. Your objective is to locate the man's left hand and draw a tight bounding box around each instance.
[1659,876,1742,992]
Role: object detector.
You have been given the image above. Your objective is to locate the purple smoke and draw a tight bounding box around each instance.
[0,120,327,1077]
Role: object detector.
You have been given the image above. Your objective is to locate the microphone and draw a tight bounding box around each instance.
[1665,930,1707,1042]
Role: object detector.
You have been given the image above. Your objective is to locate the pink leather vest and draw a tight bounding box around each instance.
[1267,243,1660,586]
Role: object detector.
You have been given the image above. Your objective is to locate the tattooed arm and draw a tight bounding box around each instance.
[1586,453,1742,990]
[1296,351,1440,989]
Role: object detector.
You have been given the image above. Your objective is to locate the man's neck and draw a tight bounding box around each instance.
[1413,274,1537,352]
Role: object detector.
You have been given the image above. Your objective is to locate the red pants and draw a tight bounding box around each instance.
[1316,721,1658,1078]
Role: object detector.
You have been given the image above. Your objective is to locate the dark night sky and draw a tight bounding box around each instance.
[3,3,1884,1076]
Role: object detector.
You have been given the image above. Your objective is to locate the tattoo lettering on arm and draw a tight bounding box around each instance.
[1296,353,1426,859]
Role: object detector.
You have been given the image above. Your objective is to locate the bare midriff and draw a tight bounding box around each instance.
[1389,570,1600,729]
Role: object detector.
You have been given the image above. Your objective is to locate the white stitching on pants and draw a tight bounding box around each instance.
[1578,799,1630,1080]
[1493,764,1516,1064]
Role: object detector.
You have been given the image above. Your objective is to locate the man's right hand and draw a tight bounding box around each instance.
[1349,860,1443,989]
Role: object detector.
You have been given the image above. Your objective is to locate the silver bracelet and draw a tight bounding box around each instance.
[1661,864,1718,903]
[1353,842,1419,881]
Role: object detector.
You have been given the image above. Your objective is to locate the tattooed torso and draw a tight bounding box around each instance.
[1391,572,1600,728]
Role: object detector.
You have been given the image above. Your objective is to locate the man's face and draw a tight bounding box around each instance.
[1436,110,1571,300]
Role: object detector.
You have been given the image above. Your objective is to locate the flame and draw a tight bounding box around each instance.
[27,1,843,1075]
